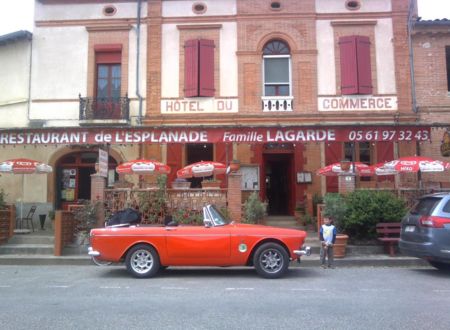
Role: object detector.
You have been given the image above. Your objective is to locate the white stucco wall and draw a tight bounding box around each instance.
[316,0,391,14]
[375,19,396,94]
[220,22,238,97]
[161,24,180,98]
[128,24,148,121]
[162,0,236,17]
[316,20,336,95]
[0,39,31,127]
[29,26,87,123]
[35,1,146,21]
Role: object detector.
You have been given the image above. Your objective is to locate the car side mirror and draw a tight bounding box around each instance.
[204,219,213,228]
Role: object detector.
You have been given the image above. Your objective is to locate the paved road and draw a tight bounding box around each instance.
[0,265,449,330]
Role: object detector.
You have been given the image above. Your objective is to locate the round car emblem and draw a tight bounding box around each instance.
[238,243,247,253]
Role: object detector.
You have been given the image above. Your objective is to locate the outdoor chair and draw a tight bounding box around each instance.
[17,205,37,232]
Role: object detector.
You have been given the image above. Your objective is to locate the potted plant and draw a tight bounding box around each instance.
[171,177,191,189]
[47,209,55,229]
[303,214,316,231]
[0,189,6,210]
[322,193,348,258]
[340,159,351,171]
[294,201,306,225]
[229,159,241,173]
[243,192,267,224]
[201,178,221,189]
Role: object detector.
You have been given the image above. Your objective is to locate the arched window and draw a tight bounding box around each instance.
[263,40,291,96]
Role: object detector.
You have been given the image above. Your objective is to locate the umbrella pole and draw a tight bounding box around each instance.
[21,174,25,220]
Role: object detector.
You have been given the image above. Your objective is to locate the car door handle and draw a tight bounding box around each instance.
[165,227,177,231]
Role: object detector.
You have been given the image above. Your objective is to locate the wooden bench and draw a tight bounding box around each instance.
[376,222,401,257]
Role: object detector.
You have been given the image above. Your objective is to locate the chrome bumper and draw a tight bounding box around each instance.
[293,246,311,257]
[87,246,100,257]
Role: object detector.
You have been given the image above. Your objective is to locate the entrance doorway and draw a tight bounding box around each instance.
[264,153,293,216]
[56,151,117,209]
[185,143,213,188]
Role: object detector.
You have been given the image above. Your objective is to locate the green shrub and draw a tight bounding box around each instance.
[243,192,267,224]
[0,189,6,210]
[342,190,407,240]
[322,193,347,231]
[323,190,407,241]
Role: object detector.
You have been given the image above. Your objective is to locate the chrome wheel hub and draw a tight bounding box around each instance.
[131,249,153,274]
[261,249,283,273]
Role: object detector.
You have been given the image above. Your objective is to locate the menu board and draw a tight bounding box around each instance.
[61,168,76,201]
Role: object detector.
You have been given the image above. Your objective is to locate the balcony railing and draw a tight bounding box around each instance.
[261,96,293,112]
[79,94,130,121]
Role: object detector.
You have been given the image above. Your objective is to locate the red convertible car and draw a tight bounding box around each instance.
[88,205,311,279]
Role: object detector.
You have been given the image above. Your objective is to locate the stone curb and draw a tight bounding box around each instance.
[0,254,430,268]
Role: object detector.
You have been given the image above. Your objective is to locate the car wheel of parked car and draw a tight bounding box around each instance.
[429,261,450,272]
[125,244,160,278]
[253,242,289,279]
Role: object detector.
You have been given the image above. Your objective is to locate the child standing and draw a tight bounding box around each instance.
[320,216,337,269]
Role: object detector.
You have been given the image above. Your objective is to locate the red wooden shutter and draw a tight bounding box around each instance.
[184,39,199,97]
[199,39,215,97]
[356,36,373,94]
[339,36,359,95]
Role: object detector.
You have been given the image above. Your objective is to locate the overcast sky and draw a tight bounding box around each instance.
[0,0,449,36]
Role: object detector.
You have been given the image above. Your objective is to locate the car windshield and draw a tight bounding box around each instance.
[410,197,442,215]
[208,205,230,226]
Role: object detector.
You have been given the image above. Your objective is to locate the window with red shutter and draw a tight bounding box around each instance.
[184,39,199,97]
[199,39,215,97]
[184,39,215,97]
[339,36,359,95]
[339,35,372,95]
[356,36,372,94]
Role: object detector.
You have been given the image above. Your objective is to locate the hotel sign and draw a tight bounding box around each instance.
[318,96,398,111]
[161,98,238,114]
[0,126,430,145]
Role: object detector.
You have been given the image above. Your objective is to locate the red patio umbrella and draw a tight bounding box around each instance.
[373,156,450,175]
[0,158,53,221]
[316,162,374,177]
[0,158,52,174]
[176,161,227,179]
[116,159,171,175]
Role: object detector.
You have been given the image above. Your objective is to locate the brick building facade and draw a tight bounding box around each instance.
[1,0,448,220]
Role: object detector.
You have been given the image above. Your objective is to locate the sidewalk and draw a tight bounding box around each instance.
[0,242,430,268]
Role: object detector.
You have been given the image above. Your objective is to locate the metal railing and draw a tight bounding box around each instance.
[261,96,293,111]
[79,94,130,121]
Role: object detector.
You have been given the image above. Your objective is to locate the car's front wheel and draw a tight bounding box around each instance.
[429,261,450,272]
[253,243,289,279]
[125,244,160,278]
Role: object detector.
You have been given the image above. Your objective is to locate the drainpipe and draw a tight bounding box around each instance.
[408,0,418,114]
[136,0,143,126]
[27,34,33,122]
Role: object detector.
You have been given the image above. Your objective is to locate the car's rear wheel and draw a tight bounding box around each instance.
[125,244,160,278]
[429,261,450,272]
[253,242,289,279]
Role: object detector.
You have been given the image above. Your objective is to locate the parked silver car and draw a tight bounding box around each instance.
[399,193,450,271]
